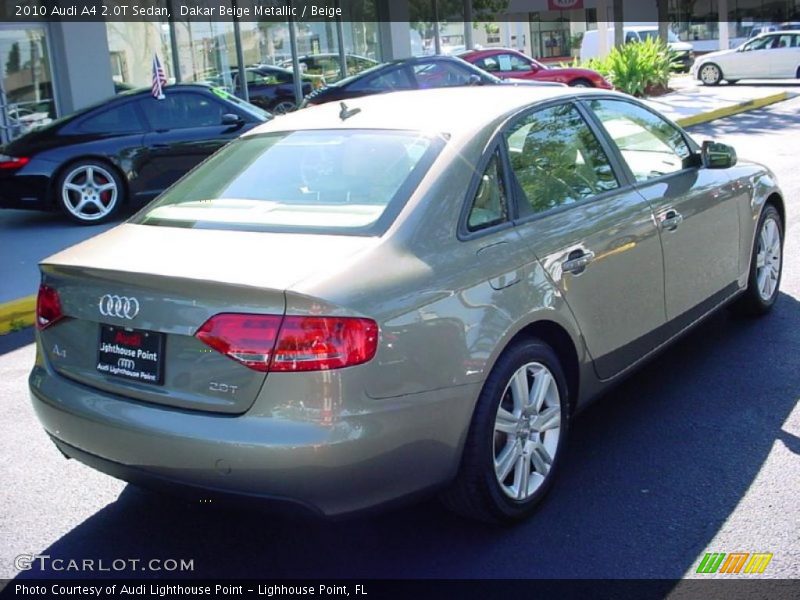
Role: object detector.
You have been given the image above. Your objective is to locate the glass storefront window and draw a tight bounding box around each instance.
[0,25,56,142]
[106,20,175,90]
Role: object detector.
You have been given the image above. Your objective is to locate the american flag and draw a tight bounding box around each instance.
[151,53,167,100]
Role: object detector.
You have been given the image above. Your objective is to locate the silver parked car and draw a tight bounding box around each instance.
[30,86,785,523]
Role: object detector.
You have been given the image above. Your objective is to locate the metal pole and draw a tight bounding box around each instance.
[463,0,473,51]
[167,0,181,82]
[433,0,441,54]
[232,0,249,102]
[335,0,347,80]
[289,8,304,107]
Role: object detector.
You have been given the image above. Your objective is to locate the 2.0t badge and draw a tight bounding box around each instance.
[98,294,140,319]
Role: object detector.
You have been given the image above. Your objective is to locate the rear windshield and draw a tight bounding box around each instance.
[134,129,442,235]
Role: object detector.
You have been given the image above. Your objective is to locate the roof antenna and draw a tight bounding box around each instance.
[339,102,361,121]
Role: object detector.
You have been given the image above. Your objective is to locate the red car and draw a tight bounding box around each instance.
[460,48,612,89]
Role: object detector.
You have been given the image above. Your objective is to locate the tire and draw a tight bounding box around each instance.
[569,78,593,88]
[440,339,570,523]
[56,159,124,225]
[699,63,722,85]
[270,100,297,115]
[730,204,783,316]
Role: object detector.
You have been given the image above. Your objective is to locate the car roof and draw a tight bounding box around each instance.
[245,86,617,142]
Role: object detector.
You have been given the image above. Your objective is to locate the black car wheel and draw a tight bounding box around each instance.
[270,100,297,115]
[441,339,569,523]
[568,78,593,88]
[56,160,124,225]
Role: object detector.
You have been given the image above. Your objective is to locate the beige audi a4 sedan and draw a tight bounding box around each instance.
[30,86,785,523]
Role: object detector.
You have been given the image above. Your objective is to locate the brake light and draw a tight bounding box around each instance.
[272,316,378,372]
[36,284,64,330]
[0,156,30,170]
[195,313,378,372]
[195,314,283,372]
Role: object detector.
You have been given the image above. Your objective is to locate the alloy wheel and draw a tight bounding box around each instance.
[699,64,721,85]
[493,362,561,501]
[756,216,782,301]
[61,164,119,222]
[271,100,297,115]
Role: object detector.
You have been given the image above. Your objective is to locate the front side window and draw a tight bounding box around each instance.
[352,67,413,92]
[588,99,692,182]
[495,53,531,72]
[413,61,475,88]
[140,92,229,130]
[505,103,619,215]
[467,151,508,231]
[743,36,776,51]
[134,129,442,235]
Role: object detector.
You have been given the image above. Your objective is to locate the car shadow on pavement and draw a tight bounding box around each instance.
[14,292,800,581]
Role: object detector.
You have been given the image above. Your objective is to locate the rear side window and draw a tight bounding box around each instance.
[505,103,619,215]
[76,102,144,134]
[134,129,443,235]
[467,151,508,232]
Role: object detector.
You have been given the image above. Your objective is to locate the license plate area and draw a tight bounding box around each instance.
[97,325,165,385]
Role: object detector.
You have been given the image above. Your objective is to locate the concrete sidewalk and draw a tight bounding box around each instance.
[0,79,797,334]
[645,75,797,127]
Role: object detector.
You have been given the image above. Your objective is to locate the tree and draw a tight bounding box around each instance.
[6,42,20,74]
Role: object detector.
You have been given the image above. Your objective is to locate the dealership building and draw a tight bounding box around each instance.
[2,0,799,144]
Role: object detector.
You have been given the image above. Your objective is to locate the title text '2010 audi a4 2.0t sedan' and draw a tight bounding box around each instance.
[29,86,785,523]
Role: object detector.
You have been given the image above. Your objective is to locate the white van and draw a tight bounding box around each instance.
[580,26,694,71]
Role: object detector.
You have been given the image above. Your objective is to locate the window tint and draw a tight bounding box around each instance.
[505,103,619,214]
[467,151,508,231]
[140,92,228,130]
[493,53,531,72]
[76,102,144,134]
[134,130,442,235]
[775,34,798,48]
[352,67,413,92]
[589,99,692,182]
[413,61,475,88]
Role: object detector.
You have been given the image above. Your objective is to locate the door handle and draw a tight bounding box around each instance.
[562,250,595,274]
[659,210,683,231]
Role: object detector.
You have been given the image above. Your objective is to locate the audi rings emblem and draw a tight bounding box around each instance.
[98,294,140,320]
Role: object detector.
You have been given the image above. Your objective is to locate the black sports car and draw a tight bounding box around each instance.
[301,55,559,107]
[0,84,270,224]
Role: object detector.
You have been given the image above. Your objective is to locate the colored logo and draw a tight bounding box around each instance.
[696,552,773,574]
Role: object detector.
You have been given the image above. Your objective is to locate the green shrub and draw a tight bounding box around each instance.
[574,37,680,97]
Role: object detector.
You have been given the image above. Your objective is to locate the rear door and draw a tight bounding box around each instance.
[136,91,247,199]
[585,98,742,322]
[769,33,800,77]
[507,101,666,379]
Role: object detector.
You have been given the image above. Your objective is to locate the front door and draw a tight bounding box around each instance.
[136,91,245,200]
[506,101,666,380]
[586,98,742,322]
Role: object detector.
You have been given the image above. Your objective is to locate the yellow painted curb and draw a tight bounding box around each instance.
[0,295,36,335]
[676,91,790,128]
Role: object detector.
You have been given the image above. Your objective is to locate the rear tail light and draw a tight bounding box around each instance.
[0,155,30,170]
[36,284,64,330]
[195,313,378,372]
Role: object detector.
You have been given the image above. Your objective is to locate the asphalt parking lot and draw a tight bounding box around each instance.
[0,95,798,581]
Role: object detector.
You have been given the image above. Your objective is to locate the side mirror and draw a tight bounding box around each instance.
[701,140,737,169]
[221,113,244,126]
[467,74,482,86]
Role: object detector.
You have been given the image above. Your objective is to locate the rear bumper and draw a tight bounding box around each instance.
[0,173,51,210]
[29,363,479,517]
